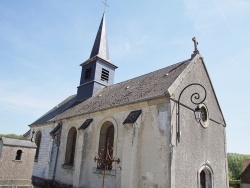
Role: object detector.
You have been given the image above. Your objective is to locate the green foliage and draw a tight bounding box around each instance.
[228,153,250,180]
[0,134,25,140]
[229,180,240,188]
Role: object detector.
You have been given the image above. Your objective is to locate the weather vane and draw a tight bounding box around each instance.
[102,0,109,12]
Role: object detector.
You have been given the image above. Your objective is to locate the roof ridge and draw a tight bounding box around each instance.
[108,59,191,88]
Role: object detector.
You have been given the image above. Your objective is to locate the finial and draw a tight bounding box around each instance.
[102,0,109,12]
[192,37,199,54]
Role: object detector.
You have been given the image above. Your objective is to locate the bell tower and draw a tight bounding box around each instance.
[76,13,117,101]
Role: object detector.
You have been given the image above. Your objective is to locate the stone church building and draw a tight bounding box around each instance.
[26,13,228,188]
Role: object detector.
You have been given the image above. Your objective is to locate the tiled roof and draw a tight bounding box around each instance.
[243,159,250,172]
[52,59,191,121]
[1,137,37,148]
[241,160,250,183]
[23,129,31,137]
[31,94,77,125]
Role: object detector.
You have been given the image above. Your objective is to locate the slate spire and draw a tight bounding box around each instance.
[89,13,110,61]
[76,12,117,102]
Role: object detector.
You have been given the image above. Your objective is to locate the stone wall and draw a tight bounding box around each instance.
[31,96,172,188]
[0,144,36,187]
[169,56,228,188]
[32,123,55,179]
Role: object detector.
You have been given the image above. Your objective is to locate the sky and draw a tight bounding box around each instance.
[0,0,249,154]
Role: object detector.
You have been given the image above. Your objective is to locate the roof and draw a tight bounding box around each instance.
[89,13,109,61]
[80,13,117,68]
[123,110,142,124]
[29,57,191,126]
[241,159,250,176]
[243,159,250,172]
[241,160,250,183]
[23,129,31,137]
[50,123,62,135]
[78,119,93,130]
[0,137,37,148]
[52,59,191,121]
[31,94,77,125]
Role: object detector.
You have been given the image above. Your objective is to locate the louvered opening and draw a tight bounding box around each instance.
[85,68,91,80]
[101,68,109,82]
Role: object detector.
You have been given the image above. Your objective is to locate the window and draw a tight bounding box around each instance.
[198,165,213,188]
[35,131,42,161]
[85,67,91,80]
[200,170,206,188]
[201,106,207,122]
[15,150,22,160]
[101,68,109,82]
[199,104,209,128]
[97,121,114,170]
[64,127,77,165]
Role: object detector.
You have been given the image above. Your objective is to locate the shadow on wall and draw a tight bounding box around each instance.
[32,176,73,188]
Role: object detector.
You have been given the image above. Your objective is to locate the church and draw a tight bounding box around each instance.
[25,12,228,188]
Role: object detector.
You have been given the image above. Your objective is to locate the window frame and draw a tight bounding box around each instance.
[101,68,109,82]
[197,164,213,188]
[64,127,77,166]
[97,122,114,170]
[15,149,22,161]
[199,104,209,128]
[84,67,92,80]
[93,118,118,176]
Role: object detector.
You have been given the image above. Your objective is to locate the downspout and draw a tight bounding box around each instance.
[52,140,60,181]
[52,124,62,182]
[224,128,229,188]
[166,91,176,188]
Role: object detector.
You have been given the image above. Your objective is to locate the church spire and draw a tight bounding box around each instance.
[89,13,110,61]
[76,13,117,102]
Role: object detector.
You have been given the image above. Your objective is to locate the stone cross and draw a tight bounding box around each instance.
[192,37,199,52]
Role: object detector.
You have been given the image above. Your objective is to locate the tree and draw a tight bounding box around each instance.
[228,153,250,180]
[0,134,25,140]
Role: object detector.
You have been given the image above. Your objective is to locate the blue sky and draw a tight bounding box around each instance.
[0,0,249,154]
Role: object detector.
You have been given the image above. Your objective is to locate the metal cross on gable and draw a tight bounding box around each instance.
[102,0,109,12]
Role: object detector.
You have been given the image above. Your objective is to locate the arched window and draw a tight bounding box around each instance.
[200,170,206,188]
[97,121,114,170]
[15,150,22,160]
[35,131,42,161]
[64,127,77,165]
[198,165,213,188]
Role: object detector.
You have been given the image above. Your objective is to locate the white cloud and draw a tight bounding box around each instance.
[183,0,250,37]
[124,35,148,52]
[125,41,131,52]
[0,90,52,116]
[136,36,148,46]
[0,77,75,118]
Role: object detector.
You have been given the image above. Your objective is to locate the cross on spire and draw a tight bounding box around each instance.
[102,0,109,12]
